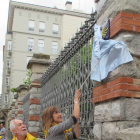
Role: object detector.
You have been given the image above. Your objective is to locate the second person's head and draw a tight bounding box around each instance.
[42,106,62,131]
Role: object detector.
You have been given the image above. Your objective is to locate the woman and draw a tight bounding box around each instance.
[42,89,81,140]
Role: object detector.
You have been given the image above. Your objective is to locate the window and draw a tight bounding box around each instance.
[27,56,32,64]
[28,38,34,51]
[8,41,11,50]
[52,42,58,54]
[7,59,10,68]
[4,95,8,104]
[52,24,58,37]
[39,22,45,34]
[28,20,35,32]
[6,76,9,86]
[38,40,44,53]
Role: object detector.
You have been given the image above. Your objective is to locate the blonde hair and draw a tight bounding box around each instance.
[42,106,58,131]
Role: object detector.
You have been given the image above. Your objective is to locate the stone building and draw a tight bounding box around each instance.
[1,1,89,129]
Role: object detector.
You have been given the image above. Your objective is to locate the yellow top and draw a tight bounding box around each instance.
[12,133,36,140]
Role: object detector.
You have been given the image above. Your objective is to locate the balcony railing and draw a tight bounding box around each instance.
[52,30,58,37]
[8,50,12,56]
[7,68,11,74]
[39,28,45,33]
[6,86,10,92]
[28,45,33,51]
[28,27,34,31]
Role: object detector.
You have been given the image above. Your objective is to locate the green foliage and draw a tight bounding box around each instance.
[11,88,17,93]
[62,39,93,80]
[23,69,31,86]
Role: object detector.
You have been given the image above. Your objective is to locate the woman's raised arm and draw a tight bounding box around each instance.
[73,89,81,138]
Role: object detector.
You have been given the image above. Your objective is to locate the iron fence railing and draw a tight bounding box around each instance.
[40,11,97,139]
[23,92,30,128]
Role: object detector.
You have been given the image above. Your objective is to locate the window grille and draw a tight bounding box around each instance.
[6,77,9,86]
[38,40,44,53]
[28,39,34,51]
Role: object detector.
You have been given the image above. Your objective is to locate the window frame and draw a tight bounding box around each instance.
[5,76,9,86]
[38,40,44,53]
[7,59,10,68]
[39,21,45,34]
[28,38,34,52]
[8,41,11,50]
[52,24,58,37]
[4,94,8,104]
[28,20,35,32]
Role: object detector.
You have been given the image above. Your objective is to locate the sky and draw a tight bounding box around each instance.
[0,0,95,94]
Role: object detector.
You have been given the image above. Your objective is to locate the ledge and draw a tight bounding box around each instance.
[110,12,140,38]
[27,54,52,69]
[92,77,140,103]
[115,127,140,140]
[16,85,29,92]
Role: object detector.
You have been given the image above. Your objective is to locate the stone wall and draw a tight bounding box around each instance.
[93,0,140,139]
[27,54,51,138]
[93,77,140,140]
[115,127,140,140]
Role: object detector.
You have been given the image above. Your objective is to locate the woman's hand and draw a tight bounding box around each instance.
[74,89,81,102]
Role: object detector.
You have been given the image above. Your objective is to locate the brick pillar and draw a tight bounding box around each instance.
[92,5,140,139]
[10,100,16,120]
[110,12,140,38]
[15,102,18,118]
[17,97,24,120]
[16,85,29,120]
[92,77,140,140]
[27,54,51,138]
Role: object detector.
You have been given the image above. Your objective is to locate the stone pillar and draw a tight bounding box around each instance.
[11,103,15,120]
[27,54,51,138]
[15,102,18,119]
[92,0,140,140]
[17,97,24,120]
[8,110,12,131]
[16,85,29,120]
[8,110,12,125]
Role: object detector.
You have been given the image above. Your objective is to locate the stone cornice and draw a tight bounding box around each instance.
[27,54,52,69]
[7,1,90,33]
[16,85,29,92]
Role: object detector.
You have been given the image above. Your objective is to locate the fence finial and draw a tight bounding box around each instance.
[92,7,94,13]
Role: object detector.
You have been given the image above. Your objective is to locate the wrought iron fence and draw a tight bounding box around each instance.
[40,11,97,139]
[23,92,30,128]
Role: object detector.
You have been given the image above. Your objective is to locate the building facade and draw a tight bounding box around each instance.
[1,1,89,129]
